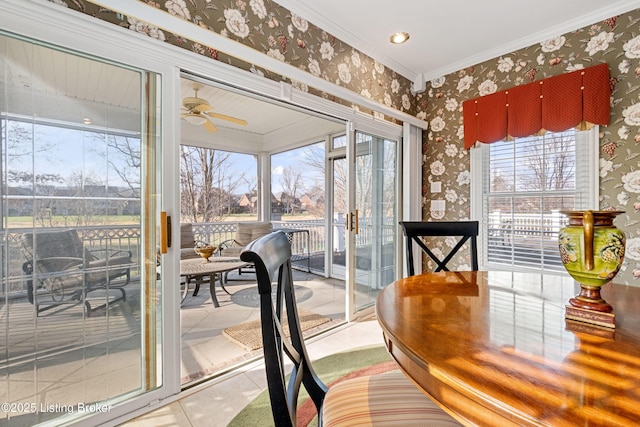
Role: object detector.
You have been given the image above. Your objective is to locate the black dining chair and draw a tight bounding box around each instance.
[400,221,479,276]
[240,231,461,427]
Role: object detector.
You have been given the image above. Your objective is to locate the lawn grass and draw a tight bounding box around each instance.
[5,215,141,228]
[5,213,322,229]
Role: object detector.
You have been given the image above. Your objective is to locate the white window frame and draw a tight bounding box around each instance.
[471,126,599,272]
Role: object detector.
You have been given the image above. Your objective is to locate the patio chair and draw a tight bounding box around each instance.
[180,222,211,260]
[400,221,479,275]
[218,222,272,274]
[240,231,460,426]
[20,229,132,316]
[179,223,217,299]
[218,221,273,257]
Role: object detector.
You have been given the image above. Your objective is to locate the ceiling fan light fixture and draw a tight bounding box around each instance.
[390,32,410,44]
[183,114,207,126]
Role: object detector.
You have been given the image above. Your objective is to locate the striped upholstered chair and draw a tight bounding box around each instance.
[240,231,461,427]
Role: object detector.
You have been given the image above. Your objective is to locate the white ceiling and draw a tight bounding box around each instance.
[274,0,640,85]
[179,77,345,150]
[3,29,344,151]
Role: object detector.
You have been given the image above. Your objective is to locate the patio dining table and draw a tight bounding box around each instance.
[180,257,249,307]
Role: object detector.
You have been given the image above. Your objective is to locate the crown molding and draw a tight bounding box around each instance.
[272,0,417,80]
[417,0,640,85]
[90,0,426,129]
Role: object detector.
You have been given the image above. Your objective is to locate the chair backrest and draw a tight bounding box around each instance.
[180,223,195,249]
[20,229,91,271]
[240,231,327,427]
[400,221,479,275]
[235,221,273,246]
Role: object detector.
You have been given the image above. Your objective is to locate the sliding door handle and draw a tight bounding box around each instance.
[349,210,359,234]
[160,211,171,253]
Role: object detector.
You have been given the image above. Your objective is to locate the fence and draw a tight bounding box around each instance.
[2,226,142,297]
[2,220,329,297]
[487,211,566,242]
[2,217,398,297]
[486,211,567,269]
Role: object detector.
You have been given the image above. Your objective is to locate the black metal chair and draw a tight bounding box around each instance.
[240,231,461,427]
[20,229,132,315]
[400,221,479,276]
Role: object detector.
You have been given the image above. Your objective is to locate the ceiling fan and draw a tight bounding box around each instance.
[180,86,248,132]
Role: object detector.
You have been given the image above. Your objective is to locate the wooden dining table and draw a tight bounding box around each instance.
[375,271,640,427]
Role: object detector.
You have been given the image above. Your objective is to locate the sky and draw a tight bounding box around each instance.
[6,120,326,199]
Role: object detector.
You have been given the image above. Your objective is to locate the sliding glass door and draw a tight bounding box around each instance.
[346,129,399,314]
[0,32,163,426]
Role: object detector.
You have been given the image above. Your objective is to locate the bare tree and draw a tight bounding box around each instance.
[180,145,245,222]
[64,170,108,227]
[520,132,575,191]
[354,154,373,217]
[518,132,575,211]
[332,158,347,213]
[280,166,304,214]
[98,134,141,197]
[8,171,64,227]
[4,120,61,188]
[241,176,258,215]
[490,170,513,193]
[299,142,334,217]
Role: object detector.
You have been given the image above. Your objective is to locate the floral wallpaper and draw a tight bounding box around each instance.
[50,0,416,121]
[420,9,640,285]
[49,0,640,284]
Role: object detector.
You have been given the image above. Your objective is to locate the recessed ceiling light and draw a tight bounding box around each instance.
[83,118,92,125]
[390,32,410,44]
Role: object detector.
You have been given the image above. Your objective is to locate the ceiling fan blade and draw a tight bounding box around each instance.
[205,111,247,126]
[196,104,213,112]
[203,118,218,133]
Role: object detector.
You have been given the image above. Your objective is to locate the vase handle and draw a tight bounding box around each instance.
[583,210,594,271]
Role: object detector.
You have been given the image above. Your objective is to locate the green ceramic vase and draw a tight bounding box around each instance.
[558,210,625,312]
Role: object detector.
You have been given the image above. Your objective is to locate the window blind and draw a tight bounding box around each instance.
[482,128,596,271]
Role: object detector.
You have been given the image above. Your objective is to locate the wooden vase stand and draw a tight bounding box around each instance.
[565,284,615,328]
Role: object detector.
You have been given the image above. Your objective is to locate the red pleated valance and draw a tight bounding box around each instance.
[462,63,611,149]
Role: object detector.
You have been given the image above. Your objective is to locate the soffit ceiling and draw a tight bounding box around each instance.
[2,31,344,150]
[179,78,345,149]
[273,0,640,83]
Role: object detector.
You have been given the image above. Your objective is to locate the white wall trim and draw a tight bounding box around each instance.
[91,0,428,129]
[401,123,423,276]
[402,124,423,222]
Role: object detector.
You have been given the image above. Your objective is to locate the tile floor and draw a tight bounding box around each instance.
[124,318,383,426]
[1,266,369,426]
[179,268,347,384]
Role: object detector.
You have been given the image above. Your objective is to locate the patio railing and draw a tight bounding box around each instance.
[3,226,142,297]
[2,217,402,297]
[2,220,329,297]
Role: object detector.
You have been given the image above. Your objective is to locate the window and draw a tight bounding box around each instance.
[179,145,258,222]
[270,142,325,218]
[471,127,598,271]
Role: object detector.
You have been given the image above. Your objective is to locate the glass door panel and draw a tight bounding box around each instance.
[330,157,347,278]
[0,33,161,425]
[352,132,398,311]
